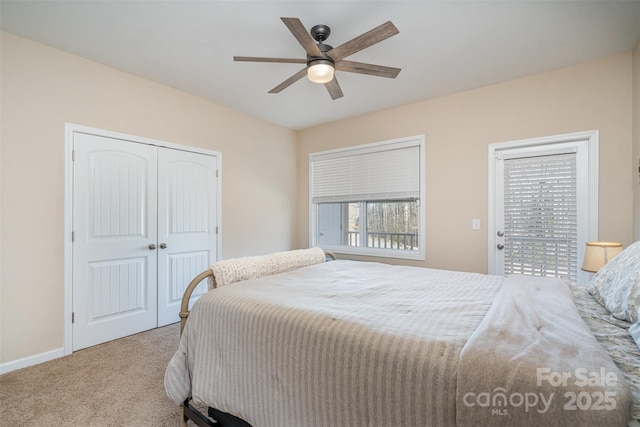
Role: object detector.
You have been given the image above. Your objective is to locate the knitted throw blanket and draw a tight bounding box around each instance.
[208,247,326,290]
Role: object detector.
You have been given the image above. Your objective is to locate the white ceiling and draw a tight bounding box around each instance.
[2,1,639,130]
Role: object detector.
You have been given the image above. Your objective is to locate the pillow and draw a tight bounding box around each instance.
[587,240,640,323]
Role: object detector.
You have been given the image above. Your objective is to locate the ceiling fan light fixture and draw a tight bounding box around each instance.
[307,59,334,84]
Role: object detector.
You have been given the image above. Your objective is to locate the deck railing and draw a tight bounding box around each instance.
[347,231,418,251]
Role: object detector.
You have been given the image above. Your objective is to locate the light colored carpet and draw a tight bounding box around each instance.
[0,323,186,426]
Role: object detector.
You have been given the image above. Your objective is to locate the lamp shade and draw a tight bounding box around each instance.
[307,60,334,84]
[581,242,623,272]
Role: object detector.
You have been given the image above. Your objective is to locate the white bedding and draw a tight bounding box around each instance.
[457,275,632,426]
[165,260,502,426]
[165,260,634,426]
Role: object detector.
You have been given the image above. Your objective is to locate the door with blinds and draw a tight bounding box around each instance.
[491,133,597,285]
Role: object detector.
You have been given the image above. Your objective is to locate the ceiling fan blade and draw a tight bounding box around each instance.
[335,60,401,78]
[281,17,323,57]
[327,21,399,62]
[325,77,344,100]
[268,67,308,94]
[234,56,307,64]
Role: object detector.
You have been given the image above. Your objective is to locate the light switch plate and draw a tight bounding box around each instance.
[472,219,480,230]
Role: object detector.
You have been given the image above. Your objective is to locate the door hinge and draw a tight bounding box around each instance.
[72,150,75,161]
[215,226,219,234]
[72,312,75,323]
[71,231,75,242]
[216,169,219,178]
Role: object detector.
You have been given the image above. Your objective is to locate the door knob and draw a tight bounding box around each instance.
[159,243,167,249]
[148,243,157,250]
[497,244,504,250]
[497,231,504,237]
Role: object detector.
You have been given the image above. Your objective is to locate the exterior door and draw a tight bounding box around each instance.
[73,133,158,350]
[316,203,345,246]
[489,131,598,286]
[157,148,217,326]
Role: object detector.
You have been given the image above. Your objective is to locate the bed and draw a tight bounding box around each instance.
[165,245,640,427]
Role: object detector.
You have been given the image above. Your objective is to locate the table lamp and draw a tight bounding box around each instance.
[581,242,623,273]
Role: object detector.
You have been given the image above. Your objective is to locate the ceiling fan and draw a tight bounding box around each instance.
[233,17,401,100]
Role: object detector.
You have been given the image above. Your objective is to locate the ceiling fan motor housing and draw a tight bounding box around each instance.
[307,43,334,66]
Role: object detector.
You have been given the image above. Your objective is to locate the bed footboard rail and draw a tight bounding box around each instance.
[179,250,336,334]
[179,269,213,334]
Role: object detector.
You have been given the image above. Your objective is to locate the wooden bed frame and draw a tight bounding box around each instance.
[177,250,336,427]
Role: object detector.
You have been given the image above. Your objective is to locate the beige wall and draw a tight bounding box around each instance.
[297,52,635,273]
[633,40,640,241]
[2,30,637,367]
[0,32,298,364]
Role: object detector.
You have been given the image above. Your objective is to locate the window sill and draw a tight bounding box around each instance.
[320,245,425,261]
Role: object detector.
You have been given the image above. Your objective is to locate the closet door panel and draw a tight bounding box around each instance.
[72,133,158,350]
[157,148,218,326]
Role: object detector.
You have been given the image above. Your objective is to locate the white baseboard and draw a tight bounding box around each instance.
[0,347,65,375]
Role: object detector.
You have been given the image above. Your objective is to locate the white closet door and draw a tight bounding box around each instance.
[73,133,158,350]
[157,148,217,327]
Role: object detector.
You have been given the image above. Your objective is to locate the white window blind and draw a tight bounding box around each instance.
[311,143,420,203]
[503,151,578,282]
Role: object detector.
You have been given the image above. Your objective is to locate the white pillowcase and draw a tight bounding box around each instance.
[587,241,640,323]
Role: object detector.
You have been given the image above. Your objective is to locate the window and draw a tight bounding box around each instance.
[310,136,425,260]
